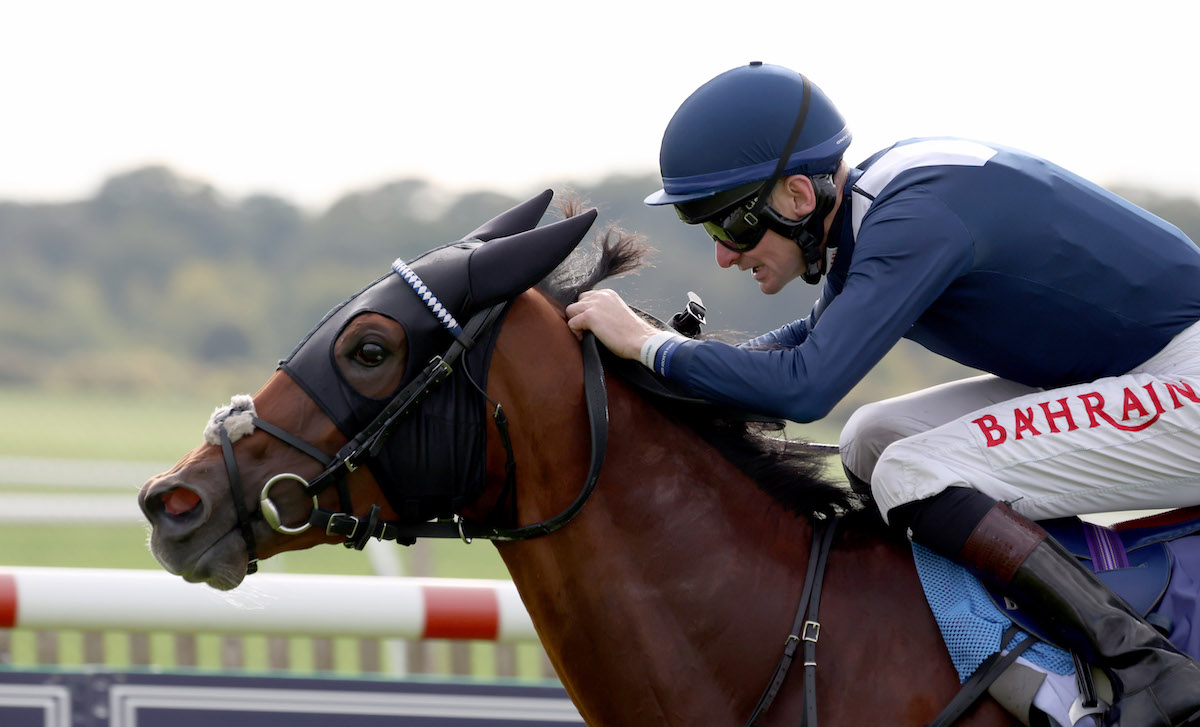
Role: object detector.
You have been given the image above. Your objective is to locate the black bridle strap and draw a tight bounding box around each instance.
[419,329,607,542]
[745,513,841,727]
[219,427,260,574]
[310,330,608,544]
[252,417,334,468]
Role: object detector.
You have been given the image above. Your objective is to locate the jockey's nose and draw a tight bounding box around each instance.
[715,241,741,268]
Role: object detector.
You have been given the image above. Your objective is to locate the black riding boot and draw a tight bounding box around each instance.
[961,502,1200,727]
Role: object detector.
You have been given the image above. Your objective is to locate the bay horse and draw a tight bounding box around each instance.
[139,191,1019,726]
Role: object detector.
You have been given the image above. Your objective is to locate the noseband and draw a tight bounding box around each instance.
[206,261,609,574]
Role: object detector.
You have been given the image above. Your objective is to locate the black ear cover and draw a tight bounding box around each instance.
[464,189,555,242]
[467,209,598,305]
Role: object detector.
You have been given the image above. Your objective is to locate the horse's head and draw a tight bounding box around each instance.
[139,190,598,589]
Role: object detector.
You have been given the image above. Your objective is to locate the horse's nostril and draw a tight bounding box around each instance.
[162,487,202,517]
[143,482,203,521]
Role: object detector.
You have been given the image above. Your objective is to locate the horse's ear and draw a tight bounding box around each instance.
[464,189,555,242]
[468,209,598,304]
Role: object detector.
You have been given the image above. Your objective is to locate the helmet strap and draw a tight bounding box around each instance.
[759,173,838,284]
[744,73,838,285]
[744,75,814,223]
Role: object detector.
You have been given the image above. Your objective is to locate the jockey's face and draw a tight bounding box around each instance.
[714,227,806,295]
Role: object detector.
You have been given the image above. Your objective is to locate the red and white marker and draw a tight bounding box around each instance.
[0,567,536,641]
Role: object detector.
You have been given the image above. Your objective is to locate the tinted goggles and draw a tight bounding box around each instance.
[702,202,770,252]
[674,182,771,253]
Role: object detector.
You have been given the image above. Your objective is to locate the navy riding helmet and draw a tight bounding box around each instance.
[645,62,852,283]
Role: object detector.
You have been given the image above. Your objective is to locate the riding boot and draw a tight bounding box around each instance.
[960,502,1200,727]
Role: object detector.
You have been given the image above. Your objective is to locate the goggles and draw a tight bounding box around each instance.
[702,201,771,252]
[693,171,837,257]
[673,181,768,252]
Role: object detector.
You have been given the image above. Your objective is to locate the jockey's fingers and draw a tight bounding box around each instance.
[566,303,593,331]
[564,299,591,321]
[577,289,624,305]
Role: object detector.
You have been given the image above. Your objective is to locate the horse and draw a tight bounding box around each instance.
[139,191,1019,726]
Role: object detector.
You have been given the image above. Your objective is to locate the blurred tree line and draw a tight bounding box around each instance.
[2,166,1198,431]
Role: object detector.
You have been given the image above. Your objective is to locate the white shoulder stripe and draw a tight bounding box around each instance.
[851,139,998,238]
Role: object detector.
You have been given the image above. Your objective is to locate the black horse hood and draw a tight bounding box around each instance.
[278,191,597,522]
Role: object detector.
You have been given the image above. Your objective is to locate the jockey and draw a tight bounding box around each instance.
[565,62,1200,726]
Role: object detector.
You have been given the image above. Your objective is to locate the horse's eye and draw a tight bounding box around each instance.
[354,342,387,367]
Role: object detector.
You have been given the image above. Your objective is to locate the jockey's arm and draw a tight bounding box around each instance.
[628,193,973,422]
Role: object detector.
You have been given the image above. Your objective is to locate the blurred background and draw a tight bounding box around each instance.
[2,0,1198,681]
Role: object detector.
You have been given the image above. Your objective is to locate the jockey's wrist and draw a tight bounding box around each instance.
[640,331,687,372]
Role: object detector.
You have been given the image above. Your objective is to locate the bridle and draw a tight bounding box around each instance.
[210,261,610,574]
[208,255,838,727]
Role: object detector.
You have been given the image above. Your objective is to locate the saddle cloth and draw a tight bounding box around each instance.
[914,506,1200,723]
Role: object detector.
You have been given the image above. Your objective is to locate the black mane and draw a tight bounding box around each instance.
[537,212,863,520]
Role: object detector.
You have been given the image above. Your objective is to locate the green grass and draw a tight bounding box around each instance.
[0,387,217,461]
[0,525,161,569]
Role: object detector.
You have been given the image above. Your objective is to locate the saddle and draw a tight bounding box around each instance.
[917,506,1200,726]
[984,506,1200,644]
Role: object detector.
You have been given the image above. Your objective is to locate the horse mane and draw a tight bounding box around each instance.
[537,200,864,521]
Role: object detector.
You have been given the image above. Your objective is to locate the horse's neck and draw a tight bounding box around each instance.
[490,361,821,723]
[474,295,1014,725]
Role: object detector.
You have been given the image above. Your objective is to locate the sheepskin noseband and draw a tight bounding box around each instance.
[203,394,257,445]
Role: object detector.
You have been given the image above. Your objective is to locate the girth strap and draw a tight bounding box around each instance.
[924,625,1037,727]
[745,513,841,727]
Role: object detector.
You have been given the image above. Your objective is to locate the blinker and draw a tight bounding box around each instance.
[205,192,601,574]
[277,242,504,523]
[274,195,599,525]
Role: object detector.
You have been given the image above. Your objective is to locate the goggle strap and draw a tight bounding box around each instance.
[750,74,814,215]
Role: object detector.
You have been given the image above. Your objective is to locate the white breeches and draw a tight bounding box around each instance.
[842,321,1200,523]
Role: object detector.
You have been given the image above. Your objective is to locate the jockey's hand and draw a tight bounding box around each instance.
[565,290,660,361]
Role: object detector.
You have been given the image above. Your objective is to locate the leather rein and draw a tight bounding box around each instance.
[211,290,838,726]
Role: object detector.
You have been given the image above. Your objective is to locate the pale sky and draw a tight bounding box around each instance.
[3,0,1199,210]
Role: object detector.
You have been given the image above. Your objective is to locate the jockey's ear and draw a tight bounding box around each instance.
[463,189,554,242]
[467,208,598,305]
